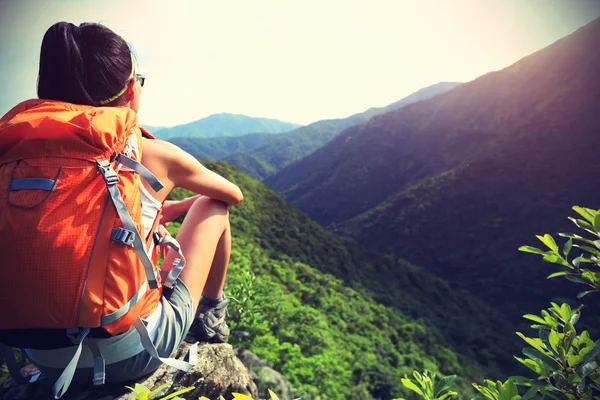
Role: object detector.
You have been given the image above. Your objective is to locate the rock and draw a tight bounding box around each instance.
[0,341,258,400]
[235,349,295,400]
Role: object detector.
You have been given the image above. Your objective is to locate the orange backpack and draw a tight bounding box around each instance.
[0,99,194,397]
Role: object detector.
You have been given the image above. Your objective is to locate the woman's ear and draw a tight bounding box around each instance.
[125,80,137,100]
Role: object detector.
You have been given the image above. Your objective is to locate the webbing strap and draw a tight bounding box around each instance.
[97,160,159,289]
[101,282,147,325]
[159,235,187,289]
[133,318,197,372]
[10,178,56,191]
[87,341,105,386]
[0,343,29,384]
[52,328,91,399]
[117,154,164,192]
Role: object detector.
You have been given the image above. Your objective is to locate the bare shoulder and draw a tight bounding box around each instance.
[142,138,183,159]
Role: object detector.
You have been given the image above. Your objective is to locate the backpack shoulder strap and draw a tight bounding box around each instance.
[97,159,159,290]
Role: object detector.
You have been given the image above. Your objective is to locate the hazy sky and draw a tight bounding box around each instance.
[1,0,599,127]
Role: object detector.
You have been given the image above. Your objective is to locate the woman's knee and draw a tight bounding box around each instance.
[187,196,229,221]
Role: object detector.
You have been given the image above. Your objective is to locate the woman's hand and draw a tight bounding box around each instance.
[160,195,202,224]
[157,224,171,260]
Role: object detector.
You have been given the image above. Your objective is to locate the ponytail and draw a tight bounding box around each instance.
[37,22,133,107]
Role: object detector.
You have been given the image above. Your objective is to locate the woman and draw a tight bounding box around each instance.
[1,21,243,396]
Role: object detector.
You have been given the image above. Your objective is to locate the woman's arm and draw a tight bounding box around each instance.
[141,139,243,207]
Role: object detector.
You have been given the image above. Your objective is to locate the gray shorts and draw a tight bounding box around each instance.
[32,279,195,385]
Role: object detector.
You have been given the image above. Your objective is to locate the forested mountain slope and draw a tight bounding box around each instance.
[169,133,275,161]
[265,18,600,325]
[166,161,524,399]
[224,82,460,180]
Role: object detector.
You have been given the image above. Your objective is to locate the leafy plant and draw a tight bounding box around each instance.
[225,269,269,346]
[404,206,600,400]
[126,385,284,400]
[518,205,600,299]
[394,370,458,400]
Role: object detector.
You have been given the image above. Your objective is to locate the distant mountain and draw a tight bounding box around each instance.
[267,18,600,324]
[154,113,300,140]
[224,82,461,180]
[169,133,275,161]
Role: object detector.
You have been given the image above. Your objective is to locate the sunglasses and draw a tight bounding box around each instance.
[136,73,145,87]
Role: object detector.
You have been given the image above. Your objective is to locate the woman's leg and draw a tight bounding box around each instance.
[161,196,231,310]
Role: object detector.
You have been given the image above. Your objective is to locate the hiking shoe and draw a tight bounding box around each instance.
[188,295,230,343]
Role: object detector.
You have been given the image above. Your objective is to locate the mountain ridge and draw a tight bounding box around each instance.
[224,82,461,180]
[155,112,301,140]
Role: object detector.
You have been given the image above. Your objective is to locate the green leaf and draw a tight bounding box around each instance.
[573,245,600,256]
[563,238,573,257]
[268,389,280,400]
[521,386,539,400]
[573,206,596,224]
[567,352,584,367]
[566,275,588,284]
[542,253,569,266]
[434,375,457,398]
[401,378,424,396]
[540,310,559,328]
[570,312,581,325]
[580,361,598,378]
[438,391,458,400]
[537,234,559,253]
[559,232,596,245]
[547,271,575,279]
[581,269,600,283]
[522,347,561,369]
[516,332,548,353]
[232,393,254,400]
[519,246,546,255]
[150,384,170,397]
[548,330,561,353]
[523,314,549,325]
[594,212,600,232]
[515,356,543,375]
[500,380,518,399]
[559,303,571,322]
[577,290,596,298]
[578,341,600,373]
[569,217,595,231]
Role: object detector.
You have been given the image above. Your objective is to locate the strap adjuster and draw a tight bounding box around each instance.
[111,227,136,246]
[97,160,119,186]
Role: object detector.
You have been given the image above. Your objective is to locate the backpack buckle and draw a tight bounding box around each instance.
[111,227,136,246]
[97,160,119,186]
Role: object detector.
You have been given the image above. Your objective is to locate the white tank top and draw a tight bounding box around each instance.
[122,130,162,241]
[139,182,162,239]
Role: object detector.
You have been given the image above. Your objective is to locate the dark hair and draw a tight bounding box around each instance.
[37,22,134,106]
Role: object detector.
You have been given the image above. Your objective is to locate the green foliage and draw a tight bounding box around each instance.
[266,25,600,354]
[402,206,600,400]
[518,206,600,299]
[126,383,282,400]
[472,379,541,400]
[126,382,173,399]
[164,162,525,398]
[225,269,270,346]
[395,370,458,400]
